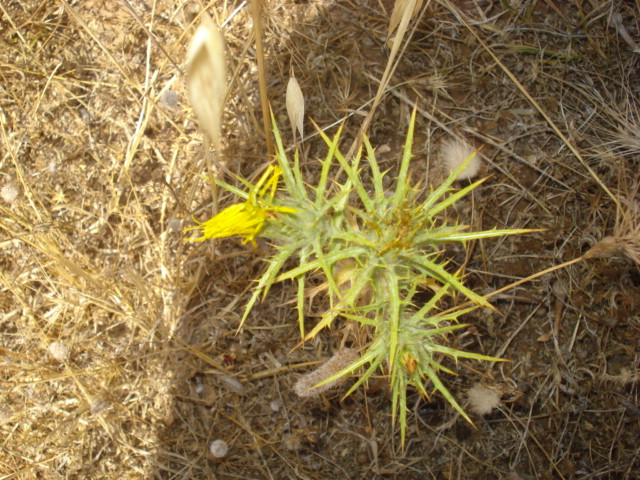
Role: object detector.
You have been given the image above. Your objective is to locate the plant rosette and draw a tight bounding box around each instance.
[187,106,528,445]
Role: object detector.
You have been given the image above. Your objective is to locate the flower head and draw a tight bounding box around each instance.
[185,165,295,245]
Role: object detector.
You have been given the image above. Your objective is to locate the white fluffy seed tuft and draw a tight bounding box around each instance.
[468,384,501,416]
[48,341,69,362]
[1,184,19,203]
[441,138,482,180]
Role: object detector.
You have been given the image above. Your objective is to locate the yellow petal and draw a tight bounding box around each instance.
[186,203,266,243]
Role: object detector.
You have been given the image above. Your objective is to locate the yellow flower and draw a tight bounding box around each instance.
[185,165,296,245]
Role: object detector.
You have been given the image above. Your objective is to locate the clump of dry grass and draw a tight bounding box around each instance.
[585,178,640,266]
[0,0,207,477]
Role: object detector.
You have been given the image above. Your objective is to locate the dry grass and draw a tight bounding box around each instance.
[1,0,639,478]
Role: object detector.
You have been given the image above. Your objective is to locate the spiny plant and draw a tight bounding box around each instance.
[187,106,528,445]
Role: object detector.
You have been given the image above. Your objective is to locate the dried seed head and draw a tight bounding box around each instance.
[441,138,482,180]
[186,19,226,150]
[209,439,229,458]
[294,348,359,398]
[468,384,501,416]
[286,76,305,141]
[48,341,69,362]
[586,234,640,265]
[90,398,110,415]
[584,191,640,265]
[613,193,640,265]
[584,236,621,259]
[1,184,19,203]
[388,0,424,42]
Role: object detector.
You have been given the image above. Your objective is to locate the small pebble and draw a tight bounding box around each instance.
[160,90,179,109]
[209,439,229,458]
[167,217,183,231]
[79,107,91,122]
[269,399,281,412]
